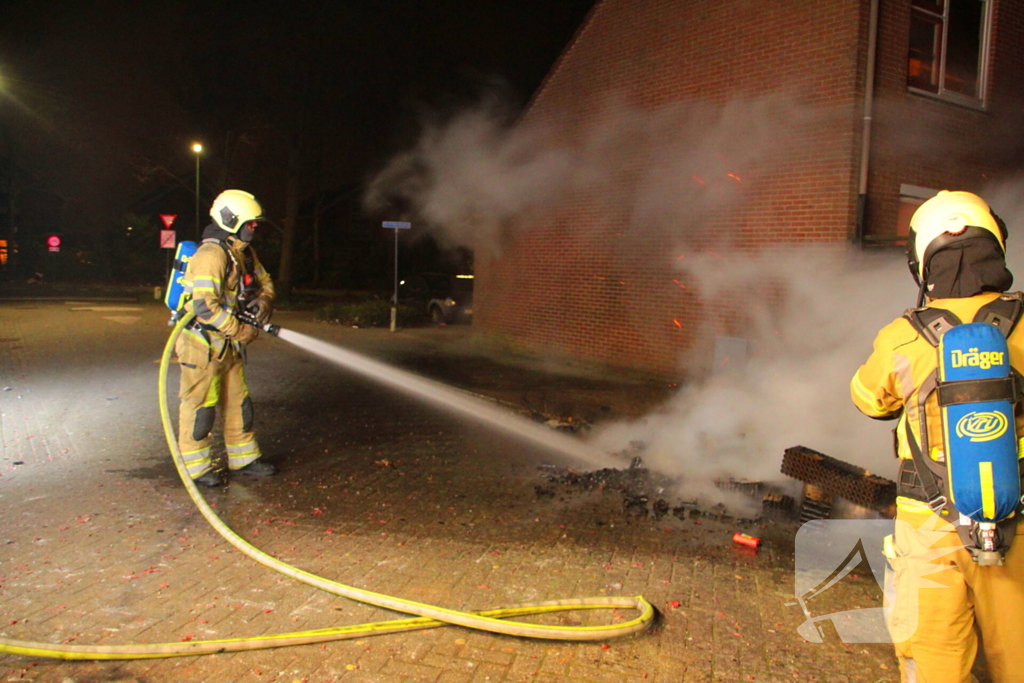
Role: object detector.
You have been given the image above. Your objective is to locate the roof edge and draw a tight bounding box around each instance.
[521,0,605,117]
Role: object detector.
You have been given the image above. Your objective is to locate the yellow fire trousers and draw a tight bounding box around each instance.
[887,502,1024,683]
[176,335,261,478]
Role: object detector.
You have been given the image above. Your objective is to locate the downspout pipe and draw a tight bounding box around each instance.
[855,0,881,246]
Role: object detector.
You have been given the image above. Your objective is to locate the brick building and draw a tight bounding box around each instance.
[474,0,1024,376]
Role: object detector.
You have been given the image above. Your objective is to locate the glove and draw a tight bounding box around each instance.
[234,324,260,345]
[249,295,274,325]
[235,307,259,328]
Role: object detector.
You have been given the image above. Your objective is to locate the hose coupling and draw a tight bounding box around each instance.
[264,323,281,337]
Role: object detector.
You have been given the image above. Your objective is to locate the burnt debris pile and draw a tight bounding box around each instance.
[536,450,795,524]
[535,444,899,525]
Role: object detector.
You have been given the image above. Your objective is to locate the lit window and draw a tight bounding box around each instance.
[908,0,991,106]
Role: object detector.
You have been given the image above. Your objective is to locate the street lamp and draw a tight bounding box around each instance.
[191,142,203,238]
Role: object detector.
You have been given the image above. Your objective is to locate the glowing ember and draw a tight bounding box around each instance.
[691,175,705,187]
[671,279,687,290]
[672,320,682,328]
[727,173,742,182]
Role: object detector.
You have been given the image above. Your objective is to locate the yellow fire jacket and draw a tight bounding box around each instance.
[851,291,1024,468]
[180,236,274,356]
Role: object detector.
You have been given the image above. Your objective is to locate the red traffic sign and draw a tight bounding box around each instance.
[46,235,61,252]
[159,230,176,249]
[160,214,177,229]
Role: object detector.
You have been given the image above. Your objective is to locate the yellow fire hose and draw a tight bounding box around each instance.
[0,312,654,660]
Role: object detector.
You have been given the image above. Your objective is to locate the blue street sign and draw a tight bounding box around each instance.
[382,221,412,229]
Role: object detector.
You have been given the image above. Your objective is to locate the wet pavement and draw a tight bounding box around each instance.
[0,300,901,682]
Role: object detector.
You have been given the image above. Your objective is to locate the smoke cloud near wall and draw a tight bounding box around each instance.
[365,91,1024,508]
[591,247,915,504]
[598,181,1024,507]
[364,93,811,252]
[982,180,1024,276]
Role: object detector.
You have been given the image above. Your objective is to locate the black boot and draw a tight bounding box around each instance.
[236,459,277,478]
[193,470,224,487]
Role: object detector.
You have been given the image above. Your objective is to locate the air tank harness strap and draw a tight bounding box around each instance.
[901,295,1024,559]
[903,385,948,515]
[900,298,1024,516]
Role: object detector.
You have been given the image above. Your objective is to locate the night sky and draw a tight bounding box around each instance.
[0,0,595,254]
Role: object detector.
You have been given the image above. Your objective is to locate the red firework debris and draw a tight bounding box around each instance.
[732,532,761,548]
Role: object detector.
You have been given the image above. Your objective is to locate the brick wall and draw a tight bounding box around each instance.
[476,0,1022,376]
[865,0,1024,240]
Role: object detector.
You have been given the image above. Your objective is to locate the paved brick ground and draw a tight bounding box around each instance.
[0,301,901,682]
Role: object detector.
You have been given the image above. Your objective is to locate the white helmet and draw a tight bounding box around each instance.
[210,190,264,234]
[907,190,1007,285]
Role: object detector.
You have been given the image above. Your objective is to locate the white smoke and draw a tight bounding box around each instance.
[365,92,1024,506]
[364,93,812,251]
[981,179,1024,276]
[590,247,915,503]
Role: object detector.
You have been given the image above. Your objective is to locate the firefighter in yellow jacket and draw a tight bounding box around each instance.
[852,191,1024,682]
[177,189,277,487]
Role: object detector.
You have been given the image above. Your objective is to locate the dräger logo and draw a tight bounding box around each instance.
[955,411,1009,442]
[950,348,1005,370]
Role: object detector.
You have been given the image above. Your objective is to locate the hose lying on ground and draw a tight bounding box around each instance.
[0,311,654,660]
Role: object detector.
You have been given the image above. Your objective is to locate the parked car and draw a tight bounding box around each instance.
[398,273,474,324]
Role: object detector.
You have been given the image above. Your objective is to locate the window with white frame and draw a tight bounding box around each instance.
[908,0,991,106]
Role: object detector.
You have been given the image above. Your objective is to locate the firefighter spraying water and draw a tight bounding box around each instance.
[852,190,1024,682]
[166,190,278,487]
[0,191,654,661]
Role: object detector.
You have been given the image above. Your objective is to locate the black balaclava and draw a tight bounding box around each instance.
[925,235,1013,299]
[202,223,250,249]
[202,223,232,242]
